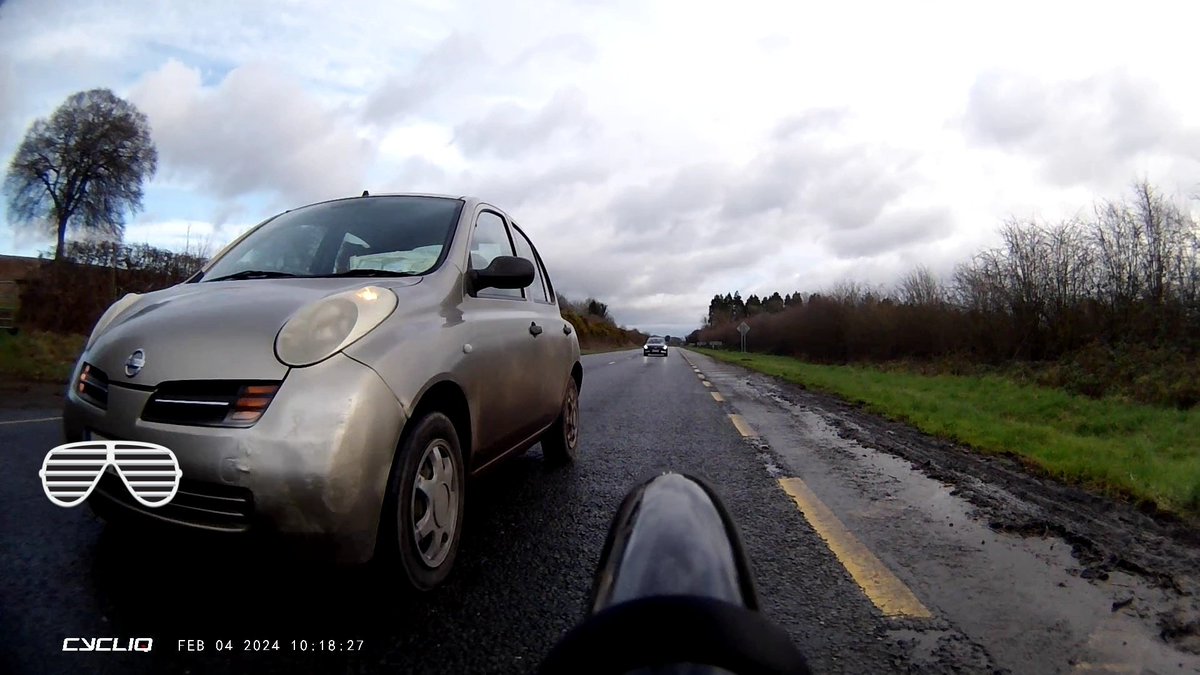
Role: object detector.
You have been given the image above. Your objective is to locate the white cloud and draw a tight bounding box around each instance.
[454,87,598,158]
[128,60,375,206]
[3,0,1200,335]
[123,219,223,255]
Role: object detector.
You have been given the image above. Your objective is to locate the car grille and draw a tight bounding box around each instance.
[141,380,280,427]
[95,467,254,532]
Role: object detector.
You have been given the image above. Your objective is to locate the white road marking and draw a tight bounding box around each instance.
[0,416,61,426]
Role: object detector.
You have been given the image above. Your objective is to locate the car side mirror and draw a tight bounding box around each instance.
[469,255,535,292]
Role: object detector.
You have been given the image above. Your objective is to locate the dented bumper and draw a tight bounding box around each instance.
[62,353,407,564]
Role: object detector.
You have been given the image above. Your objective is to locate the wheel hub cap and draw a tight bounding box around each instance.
[410,439,458,568]
[566,387,578,447]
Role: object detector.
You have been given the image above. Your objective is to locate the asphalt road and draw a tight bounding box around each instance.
[1,349,1198,674]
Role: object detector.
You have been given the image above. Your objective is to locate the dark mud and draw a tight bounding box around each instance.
[761,377,1200,654]
[0,376,66,409]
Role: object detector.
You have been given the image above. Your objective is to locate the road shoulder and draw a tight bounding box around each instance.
[0,375,66,410]
[682,348,1200,667]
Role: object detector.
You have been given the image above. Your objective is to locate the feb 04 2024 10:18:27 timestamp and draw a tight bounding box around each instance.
[176,639,365,652]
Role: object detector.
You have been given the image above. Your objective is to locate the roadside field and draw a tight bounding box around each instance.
[0,331,84,382]
[696,349,1200,514]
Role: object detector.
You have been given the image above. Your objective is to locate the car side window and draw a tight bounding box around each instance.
[511,226,550,304]
[538,254,555,303]
[469,211,523,300]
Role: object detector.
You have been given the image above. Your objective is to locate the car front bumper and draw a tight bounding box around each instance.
[62,353,407,564]
[643,347,667,355]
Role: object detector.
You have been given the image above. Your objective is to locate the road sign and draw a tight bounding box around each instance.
[737,321,749,352]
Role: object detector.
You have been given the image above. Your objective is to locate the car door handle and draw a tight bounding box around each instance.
[529,322,543,336]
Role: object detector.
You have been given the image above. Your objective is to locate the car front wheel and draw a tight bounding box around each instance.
[379,411,466,592]
[541,378,580,465]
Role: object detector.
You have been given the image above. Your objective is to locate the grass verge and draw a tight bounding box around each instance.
[695,349,1200,514]
[0,330,85,382]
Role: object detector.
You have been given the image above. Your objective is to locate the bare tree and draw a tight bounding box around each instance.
[585,298,609,318]
[1171,222,1200,316]
[1131,180,1174,308]
[1091,197,1144,313]
[4,89,158,260]
[1041,220,1092,311]
[827,279,867,305]
[897,264,945,306]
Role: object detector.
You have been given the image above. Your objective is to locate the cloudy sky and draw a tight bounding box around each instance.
[2,0,1199,336]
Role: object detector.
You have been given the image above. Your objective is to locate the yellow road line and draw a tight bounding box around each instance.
[711,392,724,402]
[779,477,931,618]
[1072,665,1139,673]
[728,414,757,437]
[0,416,61,426]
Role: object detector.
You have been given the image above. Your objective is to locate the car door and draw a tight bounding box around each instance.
[510,223,570,428]
[459,208,545,461]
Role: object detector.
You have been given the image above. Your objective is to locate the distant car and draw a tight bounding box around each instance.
[643,336,668,357]
[62,193,582,591]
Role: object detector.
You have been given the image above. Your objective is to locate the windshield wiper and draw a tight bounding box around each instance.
[207,270,301,282]
[320,269,418,278]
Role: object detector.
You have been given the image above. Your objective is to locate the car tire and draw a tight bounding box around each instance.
[541,377,580,465]
[378,411,466,592]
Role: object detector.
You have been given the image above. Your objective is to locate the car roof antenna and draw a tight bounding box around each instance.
[361,190,369,196]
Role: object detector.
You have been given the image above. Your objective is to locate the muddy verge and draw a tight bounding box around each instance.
[764,376,1200,653]
[0,376,67,409]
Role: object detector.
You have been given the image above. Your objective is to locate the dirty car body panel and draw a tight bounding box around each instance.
[62,194,582,566]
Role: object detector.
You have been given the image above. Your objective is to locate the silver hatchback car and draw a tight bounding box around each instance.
[62,194,582,591]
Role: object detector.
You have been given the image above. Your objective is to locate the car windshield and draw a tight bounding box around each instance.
[201,196,465,281]
[648,337,664,344]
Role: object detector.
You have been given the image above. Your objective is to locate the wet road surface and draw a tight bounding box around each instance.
[1,349,1198,674]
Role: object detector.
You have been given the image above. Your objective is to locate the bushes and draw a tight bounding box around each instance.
[0,330,85,381]
[558,296,646,350]
[17,241,206,335]
[1032,344,1200,409]
[696,181,1200,409]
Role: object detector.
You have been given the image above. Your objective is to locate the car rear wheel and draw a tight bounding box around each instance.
[379,412,465,592]
[541,378,580,465]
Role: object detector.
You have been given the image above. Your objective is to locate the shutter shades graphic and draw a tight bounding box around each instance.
[39,441,182,508]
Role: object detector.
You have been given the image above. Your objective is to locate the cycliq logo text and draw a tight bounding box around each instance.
[62,637,154,652]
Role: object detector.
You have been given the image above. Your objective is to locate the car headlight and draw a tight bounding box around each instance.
[275,286,397,367]
[85,293,142,351]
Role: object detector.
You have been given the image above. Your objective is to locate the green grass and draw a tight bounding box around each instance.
[694,349,1200,514]
[0,330,85,382]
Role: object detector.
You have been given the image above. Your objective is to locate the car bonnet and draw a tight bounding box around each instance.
[84,277,422,386]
